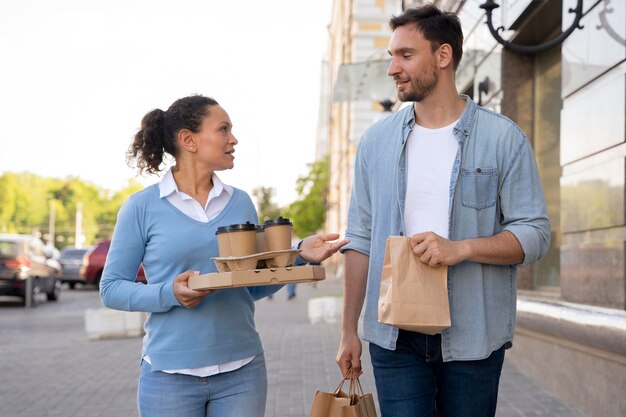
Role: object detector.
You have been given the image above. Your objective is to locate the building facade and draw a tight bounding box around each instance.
[319,0,626,415]
[321,0,402,277]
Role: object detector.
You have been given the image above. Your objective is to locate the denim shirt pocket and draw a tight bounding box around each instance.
[461,167,498,209]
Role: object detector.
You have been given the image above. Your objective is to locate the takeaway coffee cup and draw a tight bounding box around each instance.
[256,225,268,253]
[225,222,257,256]
[215,226,231,257]
[263,217,293,252]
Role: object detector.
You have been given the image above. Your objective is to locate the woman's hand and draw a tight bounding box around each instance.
[173,270,217,308]
[299,233,349,263]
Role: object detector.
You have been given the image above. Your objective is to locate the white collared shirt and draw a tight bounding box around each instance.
[158,168,234,222]
[144,167,254,377]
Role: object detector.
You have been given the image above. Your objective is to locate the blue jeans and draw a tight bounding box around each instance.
[369,331,505,417]
[138,354,267,417]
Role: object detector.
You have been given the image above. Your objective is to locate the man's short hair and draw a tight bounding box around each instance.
[390,4,464,70]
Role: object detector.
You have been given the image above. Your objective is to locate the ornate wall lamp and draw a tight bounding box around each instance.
[479,0,604,54]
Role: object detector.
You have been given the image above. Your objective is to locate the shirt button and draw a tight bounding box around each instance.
[476,167,482,173]
[399,232,404,236]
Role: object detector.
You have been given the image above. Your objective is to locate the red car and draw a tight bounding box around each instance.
[79,239,146,287]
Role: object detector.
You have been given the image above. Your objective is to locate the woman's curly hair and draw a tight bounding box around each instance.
[127,95,219,175]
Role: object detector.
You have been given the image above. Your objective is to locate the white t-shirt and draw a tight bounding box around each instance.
[143,168,254,377]
[403,120,459,238]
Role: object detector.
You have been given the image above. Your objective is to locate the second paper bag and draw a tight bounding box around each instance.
[378,236,450,334]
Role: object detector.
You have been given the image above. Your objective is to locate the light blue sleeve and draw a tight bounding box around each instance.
[341,133,372,256]
[500,136,551,266]
[99,197,180,312]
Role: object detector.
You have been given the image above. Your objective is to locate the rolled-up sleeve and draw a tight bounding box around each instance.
[500,138,551,266]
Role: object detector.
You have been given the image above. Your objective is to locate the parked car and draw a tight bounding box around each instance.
[79,239,146,287]
[0,234,61,305]
[58,247,88,289]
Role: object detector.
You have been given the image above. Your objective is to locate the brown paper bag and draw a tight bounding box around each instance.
[308,376,351,417]
[342,375,378,417]
[309,373,377,417]
[378,236,450,334]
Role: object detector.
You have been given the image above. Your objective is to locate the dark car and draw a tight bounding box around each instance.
[79,239,146,287]
[58,247,88,289]
[0,234,61,305]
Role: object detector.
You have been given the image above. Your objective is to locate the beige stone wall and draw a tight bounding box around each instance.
[509,326,626,417]
[322,0,401,274]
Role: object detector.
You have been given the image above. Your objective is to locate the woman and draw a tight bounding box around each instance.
[100,94,347,417]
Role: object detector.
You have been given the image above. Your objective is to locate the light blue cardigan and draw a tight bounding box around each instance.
[100,185,285,371]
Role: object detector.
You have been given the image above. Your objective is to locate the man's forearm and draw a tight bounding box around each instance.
[342,250,370,334]
[463,230,524,265]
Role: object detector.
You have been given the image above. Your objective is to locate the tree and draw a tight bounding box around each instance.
[283,157,328,238]
[97,179,144,239]
[252,186,282,223]
[0,173,18,232]
[1,172,51,235]
[0,172,145,248]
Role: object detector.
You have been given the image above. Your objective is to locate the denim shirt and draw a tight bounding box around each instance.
[342,96,550,361]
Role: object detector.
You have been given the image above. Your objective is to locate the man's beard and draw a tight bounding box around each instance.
[396,70,438,102]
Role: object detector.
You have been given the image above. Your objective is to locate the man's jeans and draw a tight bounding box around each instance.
[138,354,267,417]
[369,331,505,417]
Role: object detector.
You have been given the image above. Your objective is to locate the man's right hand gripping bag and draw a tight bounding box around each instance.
[378,236,451,334]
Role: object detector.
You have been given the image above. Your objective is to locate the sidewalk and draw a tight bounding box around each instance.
[0,277,589,417]
[258,276,588,417]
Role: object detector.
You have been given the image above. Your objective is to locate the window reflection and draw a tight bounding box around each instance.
[562,0,625,96]
[561,158,625,233]
[533,45,562,288]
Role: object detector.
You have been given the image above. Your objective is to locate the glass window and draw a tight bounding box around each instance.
[532,44,562,288]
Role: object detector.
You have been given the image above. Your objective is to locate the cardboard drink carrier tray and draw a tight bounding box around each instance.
[188,249,325,290]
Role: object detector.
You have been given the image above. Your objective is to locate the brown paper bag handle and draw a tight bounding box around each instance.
[333,374,350,395]
[347,369,366,404]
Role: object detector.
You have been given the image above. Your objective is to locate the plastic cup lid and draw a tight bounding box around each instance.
[225,221,257,232]
[263,216,293,227]
[215,226,229,235]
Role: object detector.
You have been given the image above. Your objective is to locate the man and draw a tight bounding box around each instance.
[336,4,550,417]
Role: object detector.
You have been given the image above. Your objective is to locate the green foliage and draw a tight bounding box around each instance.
[284,157,329,238]
[0,159,331,248]
[97,180,144,239]
[0,173,18,232]
[252,186,282,223]
[0,172,144,248]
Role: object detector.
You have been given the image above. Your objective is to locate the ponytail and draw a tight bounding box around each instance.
[127,108,170,175]
[127,94,219,176]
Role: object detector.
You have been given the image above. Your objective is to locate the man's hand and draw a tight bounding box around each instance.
[336,331,363,377]
[411,230,524,266]
[299,233,349,263]
[410,232,468,267]
[173,270,216,308]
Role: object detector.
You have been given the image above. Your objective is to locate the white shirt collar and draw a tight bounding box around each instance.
[158,167,231,203]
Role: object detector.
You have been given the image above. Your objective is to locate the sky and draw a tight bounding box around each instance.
[0,0,333,207]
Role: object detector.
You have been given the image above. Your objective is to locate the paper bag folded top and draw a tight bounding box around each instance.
[378,236,451,335]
